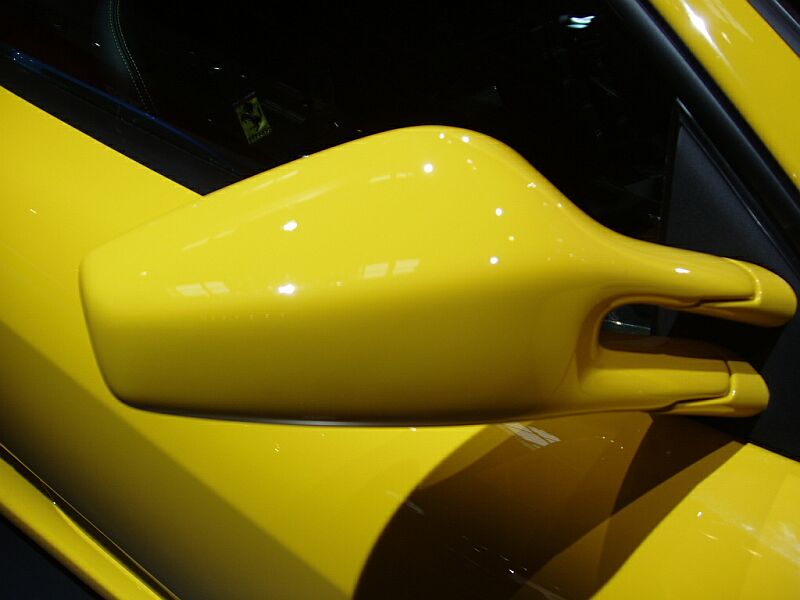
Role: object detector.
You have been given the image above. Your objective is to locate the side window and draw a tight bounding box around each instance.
[1,0,673,231]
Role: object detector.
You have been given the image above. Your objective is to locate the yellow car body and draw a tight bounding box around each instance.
[1,0,800,598]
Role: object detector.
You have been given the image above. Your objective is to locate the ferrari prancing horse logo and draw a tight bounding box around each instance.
[234,94,271,144]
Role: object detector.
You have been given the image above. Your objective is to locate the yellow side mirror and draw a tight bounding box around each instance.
[80,127,796,424]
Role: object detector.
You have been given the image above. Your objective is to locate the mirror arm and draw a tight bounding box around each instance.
[571,338,767,417]
[567,250,796,417]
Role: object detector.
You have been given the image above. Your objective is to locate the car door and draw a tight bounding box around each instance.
[1,1,800,599]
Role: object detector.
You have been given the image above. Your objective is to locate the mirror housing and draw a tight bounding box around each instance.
[81,127,796,424]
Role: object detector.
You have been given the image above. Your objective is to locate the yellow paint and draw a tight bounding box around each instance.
[80,127,793,423]
[0,87,480,597]
[596,444,800,599]
[356,413,800,598]
[652,0,800,187]
[1,0,800,595]
[0,446,164,600]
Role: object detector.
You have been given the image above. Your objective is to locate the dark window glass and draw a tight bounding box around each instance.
[1,0,672,242]
[0,515,99,599]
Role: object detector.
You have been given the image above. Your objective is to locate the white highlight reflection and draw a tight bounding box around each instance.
[176,284,208,298]
[687,7,712,46]
[364,263,389,279]
[282,220,298,232]
[205,281,229,295]
[393,259,420,275]
[503,423,561,448]
[682,2,727,65]
[278,283,297,295]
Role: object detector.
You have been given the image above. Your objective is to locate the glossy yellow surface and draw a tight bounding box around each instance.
[81,127,794,423]
[652,0,800,187]
[0,86,481,597]
[355,413,800,598]
[0,446,163,600]
[1,0,800,596]
[596,443,800,599]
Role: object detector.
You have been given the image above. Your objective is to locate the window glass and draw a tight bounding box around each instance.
[1,0,673,242]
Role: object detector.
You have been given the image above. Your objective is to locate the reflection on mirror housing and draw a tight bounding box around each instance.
[80,127,797,424]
